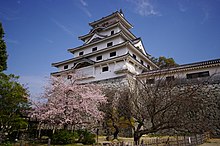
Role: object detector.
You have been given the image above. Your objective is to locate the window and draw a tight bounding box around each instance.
[64,65,68,70]
[92,47,97,52]
[147,65,150,70]
[145,78,155,84]
[67,75,72,79]
[110,51,116,57]
[96,55,102,61]
[133,54,136,59]
[79,51,84,56]
[111,30,114,35]
[186,71,210,79]
[166,76,175,82]
[102,66,109,72]
[129,61,134,64]
[107,42,113,47]
[140,60,144,65]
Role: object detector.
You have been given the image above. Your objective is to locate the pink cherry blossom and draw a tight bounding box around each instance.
[30,75,106,129]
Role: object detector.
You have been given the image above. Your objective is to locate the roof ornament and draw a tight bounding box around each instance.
[119,9,124,17]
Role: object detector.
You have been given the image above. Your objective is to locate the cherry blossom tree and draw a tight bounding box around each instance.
[126,76,218,144]
[30,74,106,131]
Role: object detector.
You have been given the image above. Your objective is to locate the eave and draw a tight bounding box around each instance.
[52,41,129,67]
[138,58,220,78]
[79,22,136,42]
[127,42,159,69]
[68,31,129,53]
[51,54,129,76]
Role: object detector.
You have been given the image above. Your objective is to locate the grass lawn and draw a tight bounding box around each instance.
[199,139,220,146]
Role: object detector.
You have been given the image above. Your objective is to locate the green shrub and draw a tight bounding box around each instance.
[77,130,96,145]
[51,130,78,144]
[0,141,12,146]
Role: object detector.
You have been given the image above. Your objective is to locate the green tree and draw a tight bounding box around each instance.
[0,73,30,142]
[0,22,29,143]
[151,56,178,69]
[0,22,7,71]
[101,86,133,140]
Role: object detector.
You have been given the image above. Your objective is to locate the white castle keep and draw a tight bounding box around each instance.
[51,11,220,83]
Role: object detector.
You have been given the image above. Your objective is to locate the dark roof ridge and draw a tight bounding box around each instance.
[141,58,220,75]
[179,58,220,67]
[89,11,119,26]
[89,11,133,29]
[131,37,141,42]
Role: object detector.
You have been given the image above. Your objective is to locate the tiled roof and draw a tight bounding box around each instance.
[139,58,220,77]
[89,11,133,29]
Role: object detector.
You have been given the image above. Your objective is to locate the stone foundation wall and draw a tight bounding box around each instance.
[94,74,220,137]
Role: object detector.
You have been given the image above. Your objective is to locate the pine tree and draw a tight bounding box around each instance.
[0,22,7,72]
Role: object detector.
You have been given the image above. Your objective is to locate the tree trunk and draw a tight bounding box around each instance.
[113,124,119,140]
[134,132,141,145]
[64,124,68,130]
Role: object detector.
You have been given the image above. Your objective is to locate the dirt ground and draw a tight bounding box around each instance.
[199,139,220,146]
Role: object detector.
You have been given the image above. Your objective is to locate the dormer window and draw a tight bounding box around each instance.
[79,51,84,56]
[92,47,97,52]
[107,42,113,47]
[111,30,114,35]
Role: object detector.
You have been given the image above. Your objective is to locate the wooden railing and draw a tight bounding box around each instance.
[100,132,210,146]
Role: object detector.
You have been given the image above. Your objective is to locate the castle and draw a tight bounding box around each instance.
[51,11,220,84]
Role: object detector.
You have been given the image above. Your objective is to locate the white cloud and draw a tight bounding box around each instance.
[78,0,92,18]
[178,2,187,12]
[80,0,87,6]
[0,7,20,21]
[201,11,209,24]
[126,0,160,16]
[44,38,54,44]
[80,7,92,18]
[51,18,74,35]
[6,39,19,44]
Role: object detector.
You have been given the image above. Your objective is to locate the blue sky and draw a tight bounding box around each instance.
[1,0,220,96]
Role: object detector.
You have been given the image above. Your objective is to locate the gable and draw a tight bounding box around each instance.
[85,33,107,44]
[133,40,147,55]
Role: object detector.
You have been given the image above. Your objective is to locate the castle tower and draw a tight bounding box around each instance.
[51,11,158,83]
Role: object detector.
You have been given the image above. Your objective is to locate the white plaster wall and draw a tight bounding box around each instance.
[76,61,128,83]
[133,41,147,55]
[177,66,220,79]
[114,61,126,72]
[126,61,143,74]
[74,36,125,57]
[128,49,149,67]
[83,25,121,47]
[99,25,121,36]
[56,39,127,72]
[75,66,94,77]
[89,46,127,62]
[58,62,75,71]
[94,62,124,81]
[145,65,220,80]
